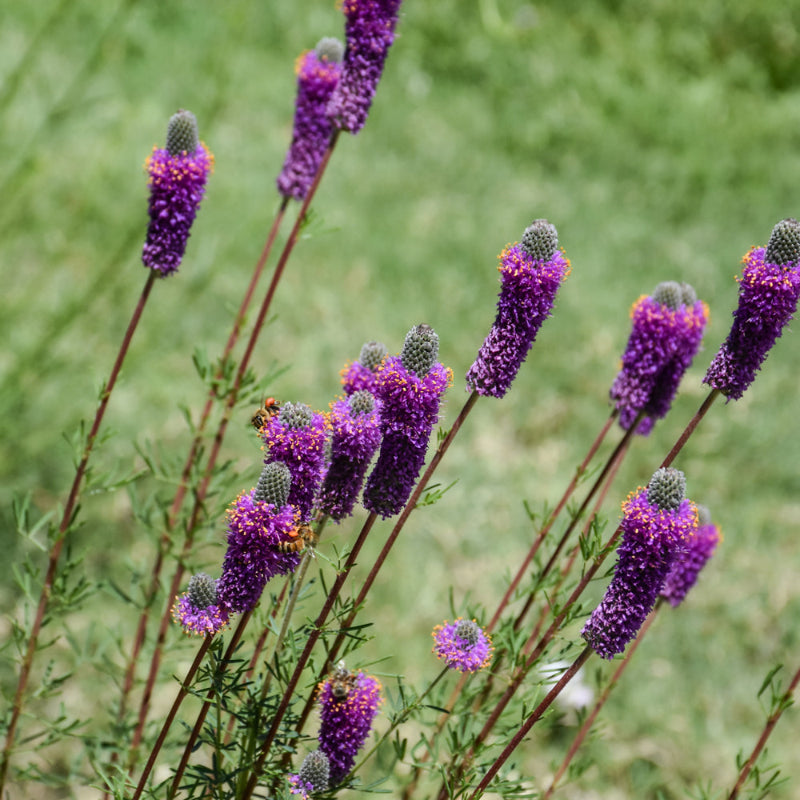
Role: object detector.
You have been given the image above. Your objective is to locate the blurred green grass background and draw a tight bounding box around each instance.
[2,0,800,797]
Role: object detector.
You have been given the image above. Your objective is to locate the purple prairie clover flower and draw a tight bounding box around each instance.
[288,750,331,798]
[216,492,301,613]
[317,665,383,785]
[340,340,388,395]
[610,282,709,434]
[327,0,403,134]
[261,402,330,520]
[277,40,343,201]
[317,391,382,521]
[466,220,571,398]
[362,325,452,518]
[704,219,800,400]
[582,468,698,660]
[142,110,213,277]
[171,572,229,636]
[432,619,493,673]
[661,506,721,607]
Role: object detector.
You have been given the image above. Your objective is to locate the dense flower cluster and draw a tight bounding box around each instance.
[582,469,698,659]
[141,110,213,276]
[432,619,493,673]
[288,750,330,798]
[317,666,382,785]
[277,41,343,200]
[467,221,570,398]
[610,283,708,434]
[704,225,800,399]
[327,0,403,134]
[340,341,388,394]
[171,573,229,636]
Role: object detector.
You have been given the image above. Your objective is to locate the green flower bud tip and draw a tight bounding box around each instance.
[695,503,712,527]
[166,109,200,156]
[454,619,481,647]
[646,467,686,512]
[315,36,344,63]
[359,340,387,371]
[680,282,698,306]
[765,218,800,267]
[349,389,375,415]
[652,281,683,310]
[401,324,439,376]
[254,461,292,507]
[298,750,330,793]
[187,572,217,609]
[520,218,558,261]
[278,401,314,429]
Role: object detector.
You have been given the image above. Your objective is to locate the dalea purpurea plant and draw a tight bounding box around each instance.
[3,3,800,800]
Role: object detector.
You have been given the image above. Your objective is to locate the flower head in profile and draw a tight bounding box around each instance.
[288,750,330,798]
[261,402,330,520]
[467,220,570,398]
[277,39,343,201]
[432,618,493,673]
[142,110,213,276]
[317,663,383,785]
[660,505,721,607]
[171,572,229,636]
[610,281,709,434]
[318,391,382,520]
[362,325,452,518]
[582,468,698,659]
[704,219,800,400]
[327,0,403,134]
[340,340,388,395]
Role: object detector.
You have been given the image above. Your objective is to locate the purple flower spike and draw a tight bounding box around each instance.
[171,573,229,636]
[288,750,330,798]
[327,0,403,134]
[704,220,800,400]
[318,392,382,521]
[262,403,330,520]
[582,468,698,659]
[467,221,571,398]
[216,493,300,613]
[317,664,382,785]
[277,41,343,201]
[362,326,452,518]
[610,284,709,434]
[432,619,493,673]
[661,507,721,607]
[340,340,388,395]
[142,110,213,276]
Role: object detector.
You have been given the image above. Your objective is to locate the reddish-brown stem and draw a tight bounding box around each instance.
[131,634,213,800]
[728,660,800,800]
[240,509,378,800]
[0,271,157,792]
[466,646,593,800]
[488,409,618,633]
[290,391,480,740]
[660,388,719,468]
[543,607,659,798]
[130,135,338,758]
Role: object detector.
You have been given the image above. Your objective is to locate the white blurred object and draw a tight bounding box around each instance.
[540,660,594,721]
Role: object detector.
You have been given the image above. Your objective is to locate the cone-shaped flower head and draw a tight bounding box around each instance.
[172,572,230,636]
[327,0,403,134]
[288,749,331,798]
[610,281,709,434]
[340,340,388,395]
[261,403,329,520]
[141,110,213,276]
[704,219,800,400]
[581,468,698,659]
[466,220,571,398]
[216,467,301,613]
[253,460,292,508]
[318,391,382,521]
[317,663,383,785]
[432,618,493,673]
[660,505,721,607]
[277,40,343,201]
[362,325,452,518]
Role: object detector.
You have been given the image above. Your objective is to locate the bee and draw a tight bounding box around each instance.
[329,660,357,701]
[276,522,319,554]
[251,397,281,430]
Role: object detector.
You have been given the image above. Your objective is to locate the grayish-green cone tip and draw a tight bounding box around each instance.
[278,401,314,429]
[646,467,686,512]
[401,324,439,376]
[316,37,344,62]
[765,218,800,267]
[187,573,217,609]
[349,390,375,415]
[520,219,558,261]
[166,109,199,156]
[254,461,292,507]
